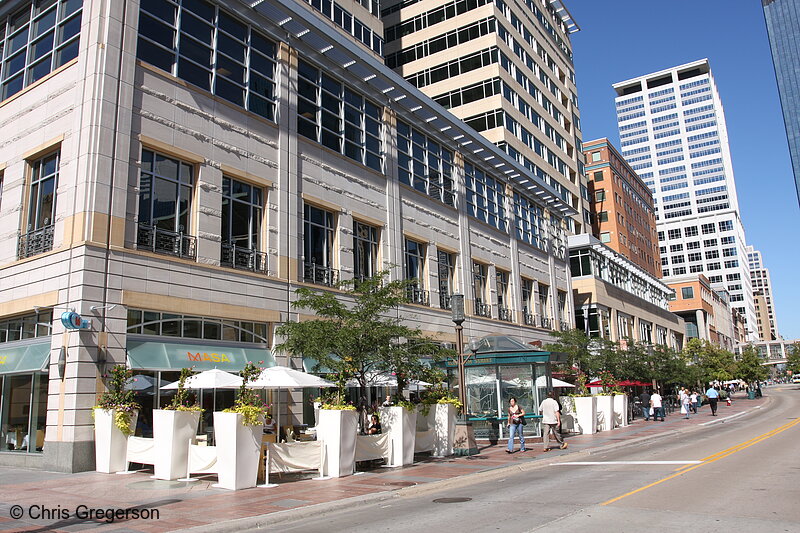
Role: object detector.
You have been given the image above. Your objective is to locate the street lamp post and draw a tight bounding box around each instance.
[450,294,478,455]
[450,294,467,410]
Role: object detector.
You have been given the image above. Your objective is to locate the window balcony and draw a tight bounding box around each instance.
[18,225,54,259]
[405,286,430,306]
[474,300,491,318]
[560,320,570,330]
[303,261,339,287]
[540,316,552,329]
[221,243,268,273]
[498,306,513,322]
[440,294,452,311]
[137,224,196,259]
[523,312,536,326]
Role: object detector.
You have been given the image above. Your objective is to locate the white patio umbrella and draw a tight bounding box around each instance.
[535,375,575,388]
[247,366,336,439]
[160,369,243,412]
[345,372,431,389]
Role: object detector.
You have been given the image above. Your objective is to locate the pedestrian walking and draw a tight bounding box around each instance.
[681,390,691,419]
[539,391,567,452]
[639,390,651,421]
[506,397,526,453]
[706,385,719,416]
[650,390,664,421]
[690,390,698,414]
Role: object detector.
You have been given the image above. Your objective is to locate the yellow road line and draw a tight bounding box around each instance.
[603,417,800,506]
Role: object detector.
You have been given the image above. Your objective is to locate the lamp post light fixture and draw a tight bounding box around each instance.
[450,294,467,410]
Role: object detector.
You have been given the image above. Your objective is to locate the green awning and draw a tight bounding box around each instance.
[126,339,273,372]
[0,341,51,375]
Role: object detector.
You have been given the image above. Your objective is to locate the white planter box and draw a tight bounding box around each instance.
[153,409,201,480]
[571,396,597,435]
[432,403,456,457]
[596,395,615,431]
[379,406,417,466]
[213,411,262,490]
[317,409,358,477]
[94,408,138,473]
[613,395,629,428]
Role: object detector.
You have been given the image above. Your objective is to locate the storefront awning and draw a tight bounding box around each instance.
[0,341,51,375]
[126,339,273,372]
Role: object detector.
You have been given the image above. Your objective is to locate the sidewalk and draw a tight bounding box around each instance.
[0,394,768,533]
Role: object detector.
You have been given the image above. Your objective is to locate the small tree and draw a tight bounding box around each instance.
[275,271,450,411]
[736,346,768,385]
[786,343,800,376]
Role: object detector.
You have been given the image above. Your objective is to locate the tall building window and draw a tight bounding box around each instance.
[514,192,546,250]
[137,149,196,258]
[397,121,454,206]
[136,0,277,120]
[404,239,428,305]
[465,162,506,231]
[472,262,490,317]
[521,278,535,325]
[297,60,383,171]
[437,249,455,310]
[496,270,511,321]
[353,220,379,281]
[19,150,59,259]
[0,0,82,102]
[303,203,337,286]
[538,283,550,327]
[221,177,265,272]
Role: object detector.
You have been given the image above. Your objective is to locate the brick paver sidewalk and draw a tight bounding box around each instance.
[0,394,767,533]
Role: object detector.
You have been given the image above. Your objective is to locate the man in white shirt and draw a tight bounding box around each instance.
[650,390,664,421]
[539,391,567,451]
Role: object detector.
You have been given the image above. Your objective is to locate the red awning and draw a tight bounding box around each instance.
[588,380,651,387]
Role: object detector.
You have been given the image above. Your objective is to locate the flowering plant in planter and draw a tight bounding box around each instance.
[165,367,203,412]
[317,391,356,410]
[96,365,140,436]
[419,383,463,415]
[569,373,592,397]
[223,362,268,425]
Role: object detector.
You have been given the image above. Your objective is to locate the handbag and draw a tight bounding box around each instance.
[519,416,526,426]
[649,407,654,416]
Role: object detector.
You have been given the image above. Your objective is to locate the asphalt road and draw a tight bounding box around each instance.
[265,386,800,533]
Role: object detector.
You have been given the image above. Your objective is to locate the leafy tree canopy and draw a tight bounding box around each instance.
[275,272,451,405]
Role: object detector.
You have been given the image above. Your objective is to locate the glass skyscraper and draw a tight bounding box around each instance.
[763,0,800,206]
[611,59,759,341]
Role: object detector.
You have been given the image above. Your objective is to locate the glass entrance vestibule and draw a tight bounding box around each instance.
[443,336,566,442]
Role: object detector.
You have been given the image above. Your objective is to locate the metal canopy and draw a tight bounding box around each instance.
[246,0,576,217]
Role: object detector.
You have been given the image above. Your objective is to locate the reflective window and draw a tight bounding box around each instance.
[222,177,263,252]
[465,162,506,232]
[297,60,383,171]
[138,149,193,234]
[0,0,82,101]
[353,220,379,281]
[397,120,454,206]
[27,150,59,232]
[136,0,277,121]
[126,309,269,343]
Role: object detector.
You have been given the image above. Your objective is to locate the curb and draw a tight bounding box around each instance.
[173,397,770,532]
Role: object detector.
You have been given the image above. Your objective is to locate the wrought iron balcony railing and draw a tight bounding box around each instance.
[18,225,54,259]
[498,306,513,322]
[474,300,492,318]
[221,243,268,273]
[303,261,339,287]
[524,312,536,326]
[440,293,452,311]
[405,286,430,306]
[137,224,196,259]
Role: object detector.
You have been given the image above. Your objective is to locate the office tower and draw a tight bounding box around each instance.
[381,0,589,234]
[0,0,575,471]
[612,59,758,341]
[583,138,661,278]
[763,0,800,206]
[747,245,780,340]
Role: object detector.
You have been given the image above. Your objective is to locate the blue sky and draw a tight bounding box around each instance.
[568,0,800,341]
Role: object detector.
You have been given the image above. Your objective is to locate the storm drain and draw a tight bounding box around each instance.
[432,497,472,504]
[385,481,417,487]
